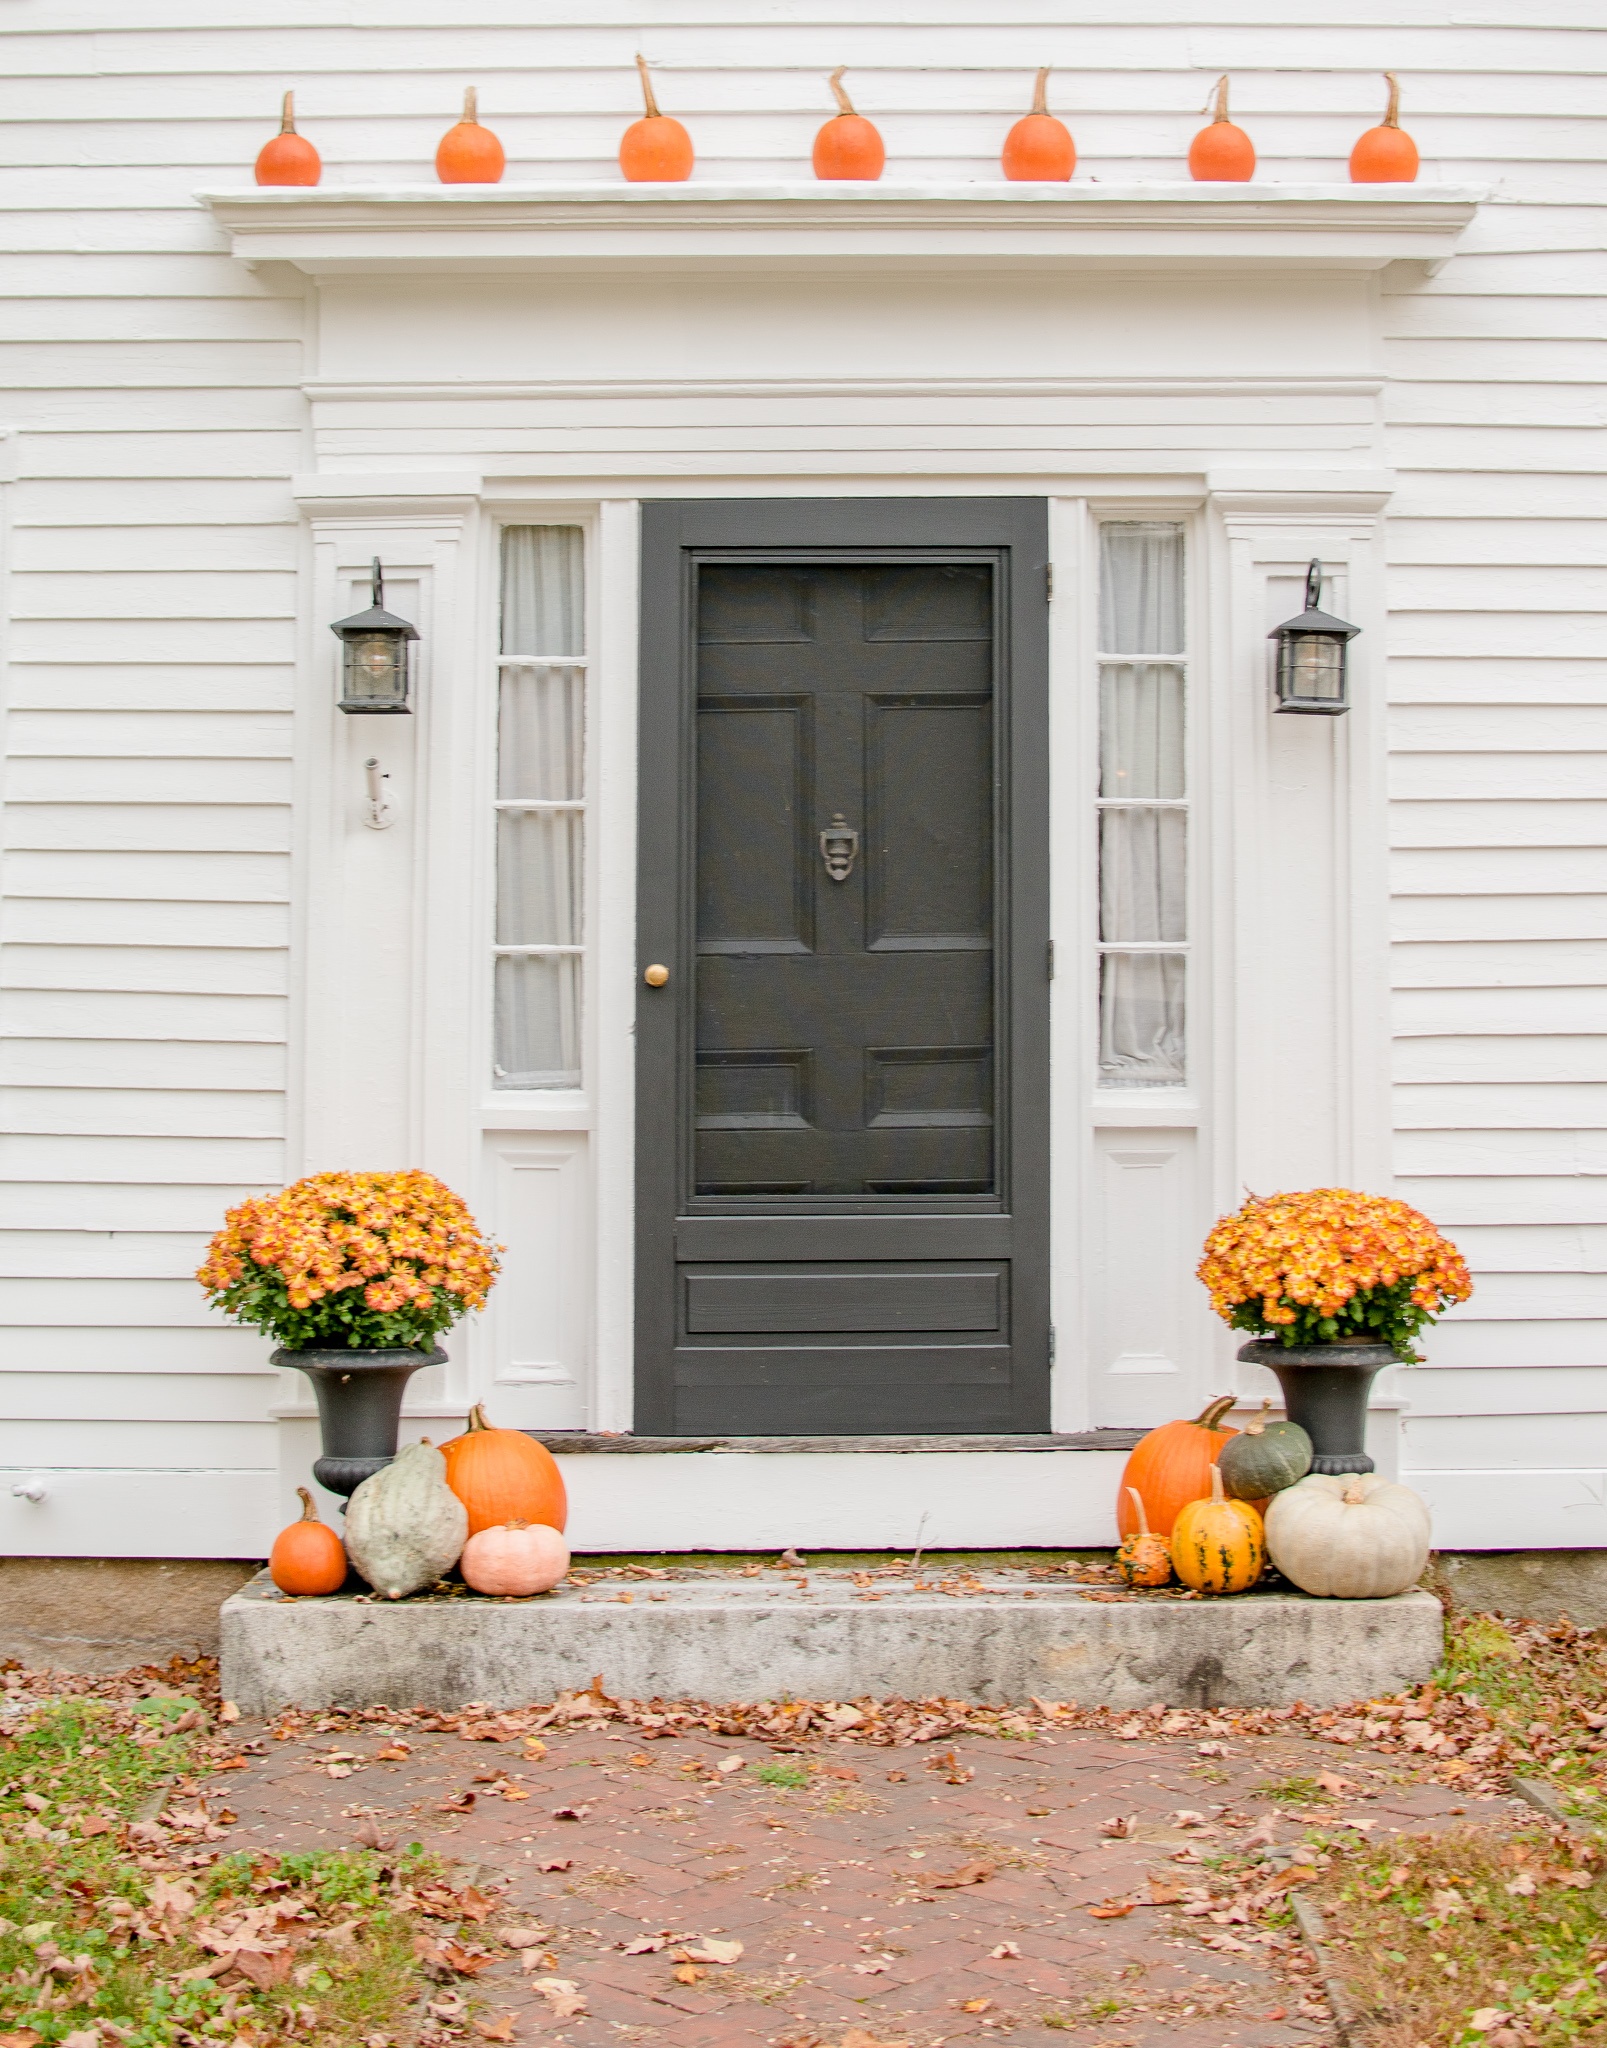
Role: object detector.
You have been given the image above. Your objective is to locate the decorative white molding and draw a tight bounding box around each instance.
[202,181,1480,277]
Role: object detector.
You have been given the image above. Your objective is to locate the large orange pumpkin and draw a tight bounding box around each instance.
[1115,1394,1239,1542]
[436,88,506,185]
[1350,73,1419,184]
[620,54,694,183]
[1188,75,1255,182]
[1001,68,1074,182]
[269,1486,347,1596]
[441,1404,567,1536]
[255,91,321,188]
[813,68,885,181]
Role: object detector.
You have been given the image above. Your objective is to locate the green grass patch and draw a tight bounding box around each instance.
[1313,1823,1607,2047]
[0,1693,440,2048]
[754,1760,811,1789]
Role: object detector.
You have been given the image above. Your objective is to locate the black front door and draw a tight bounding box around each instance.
[635,499,1049,1435]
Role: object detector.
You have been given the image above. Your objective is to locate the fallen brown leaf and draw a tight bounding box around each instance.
[1149,1878,1186,1904]
[1088,1900,1135,1919]
[989,1940,1022,1959]
[552,1803,590,1821]
[531,1977,587,2018]
[960,1999,992,2014]
[537,1856,572,1872]
[437,1791,476,1813]
[474,2018,517,2042]
[672,1963,703,1985]
[680,1936,743,1964]
[928,1859,993,1889]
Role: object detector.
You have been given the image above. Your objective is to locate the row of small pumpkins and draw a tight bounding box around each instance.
[269,1406,570,1602]
[1113,1396,1431,1600]
[256,68,1421,188]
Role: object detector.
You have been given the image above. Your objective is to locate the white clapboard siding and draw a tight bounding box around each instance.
[0,2,1602,1555]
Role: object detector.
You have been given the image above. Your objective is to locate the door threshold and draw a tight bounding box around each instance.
[528,1430,1145,1454]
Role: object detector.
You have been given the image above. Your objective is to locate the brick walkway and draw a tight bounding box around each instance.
[209,1707,1505,2047]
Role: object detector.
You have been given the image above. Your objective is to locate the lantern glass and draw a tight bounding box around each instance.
[1277,629,1347,710]
[341,629,411,711]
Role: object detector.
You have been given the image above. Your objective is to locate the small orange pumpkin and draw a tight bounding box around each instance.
[461,1520,571,1597]
[1116,1394,1239,1542]
[813,68,885,182]
[255,92,321,188]
[1188,74,1255,182]
[269,1486,347,1596]
[620,54,695,183]
[1350,73,1419,184]
[1002,68,1074,183]
[1115,1487,1173,1588]
[436,88,506,185]
[1171,1465,1265,1595]
[441,1403,567,1537]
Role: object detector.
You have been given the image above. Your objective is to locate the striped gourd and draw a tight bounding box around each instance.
[1170,1465,1265,1595]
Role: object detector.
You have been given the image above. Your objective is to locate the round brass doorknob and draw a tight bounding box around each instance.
[644,964,670,988]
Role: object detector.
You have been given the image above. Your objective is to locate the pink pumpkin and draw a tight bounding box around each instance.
[461,1519,570,1597]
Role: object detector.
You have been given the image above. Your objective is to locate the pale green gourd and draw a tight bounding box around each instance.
[345,1439,467,1599]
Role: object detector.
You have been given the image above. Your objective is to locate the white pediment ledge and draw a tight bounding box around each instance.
[200,181,1480,276]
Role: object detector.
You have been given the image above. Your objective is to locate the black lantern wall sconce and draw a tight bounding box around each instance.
[1269,559,1361,715]
[331,558,418,714]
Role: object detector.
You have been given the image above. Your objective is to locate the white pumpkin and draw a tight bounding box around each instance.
[345,1439,468,1599]
[1265,1472,1431,1600]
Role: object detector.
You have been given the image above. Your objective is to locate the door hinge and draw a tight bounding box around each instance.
[1046,940,1055,980]
[1045,562,1054,603]
[1048,1326,1057,1365]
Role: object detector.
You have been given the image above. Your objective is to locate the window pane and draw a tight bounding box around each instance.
[497,812,583,946]
[499,663,584,800]
[1100,952,1186,1085]
[1099,809,1186,943]
[501,526,584,656]
[1099,522,1184,655]
[1099,663,1184,800]
[494,955,580,1088]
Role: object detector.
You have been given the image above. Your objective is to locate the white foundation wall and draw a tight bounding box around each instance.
[0,3,1601,1557]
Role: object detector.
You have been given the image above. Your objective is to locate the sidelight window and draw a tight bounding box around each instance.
[493,526,586,1088]
[1095,522,1187,1086]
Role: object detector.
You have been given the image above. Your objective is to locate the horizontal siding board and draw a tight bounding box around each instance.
[1418,1321,1607,1370]
[3,803,290,852]
[1399,1179,1607,1228]
[1403,1365,1607,1416]
[0,1470,276,1559]
[1389,753,1605,802]
[1404,1413,1607,1470]
[1394,1082,1607,1130]
[1435,1225,1607,1275]
[1,944,287,994]
[0,1184,272,1232]
[1393,986,1606,1035]
[0,990,286,1040]
[1393,1035,1607,1085]
[1,1276,251,1326]
[4,669,294,712]
[2,901,288,947]
[1391,847,1605,895]
[2,1419,273,1464]
[1395,1128,1607,1175]
[0,1037,286,1089]
[1391,938,1607,987]
[0,1133,284,1180]
[8,1326,272,1371]
[1390,801,1607,849]
[0,1371,278,1423]
[1,1087,286,1139]
[1391,896,1607,942]
[0,1230,211,1279]
[2,849,290,901]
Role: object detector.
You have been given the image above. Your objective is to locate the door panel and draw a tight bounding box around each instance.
[637,499,1049,1435]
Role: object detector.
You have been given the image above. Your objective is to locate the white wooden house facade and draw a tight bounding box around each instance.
[0,1,1602,1560]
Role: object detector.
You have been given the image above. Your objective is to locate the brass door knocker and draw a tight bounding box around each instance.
[819,813,859,882]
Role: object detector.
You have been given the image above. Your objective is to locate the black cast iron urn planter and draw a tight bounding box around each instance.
[1236,1339,1395,1475]
[274,1345,446,1501]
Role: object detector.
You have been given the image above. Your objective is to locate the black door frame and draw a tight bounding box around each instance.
[634,497,1051,1434]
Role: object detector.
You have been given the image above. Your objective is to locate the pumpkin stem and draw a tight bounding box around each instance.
[295,1484,320,1522]
[1246,1397,1272,1438]
[829,66,857,118]
[635,54,661,121]
[280,91,296,136]
[462,87,478,125]
[465,1404,490,1433]
[1382,72,1401,129]
[1125,1486,1151,1539]
[1209,1463,1226,1505]
[1207,74,1230,124]
[1342,1478,1368,1505]
[1193,1394,1237,1430]
[1030,67,1051,117]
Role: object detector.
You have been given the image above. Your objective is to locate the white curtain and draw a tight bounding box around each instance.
[495,527,585,1087]
[1098,524,1186,1085]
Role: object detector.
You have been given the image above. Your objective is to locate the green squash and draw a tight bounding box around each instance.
[1217,1400,1313,1501]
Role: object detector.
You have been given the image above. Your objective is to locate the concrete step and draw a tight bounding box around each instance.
[220,1566,1443,1715]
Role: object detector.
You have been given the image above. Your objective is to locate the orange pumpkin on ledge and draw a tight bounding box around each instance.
[441,1404,567,1536]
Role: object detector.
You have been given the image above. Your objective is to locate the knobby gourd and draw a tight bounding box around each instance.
[1188,75,1255,182]
[269,1486,347,1596]
[255,92,321,187]
[461,1520,572,1597]
[1114,1487,1173,1587]
[436,88,506,185]
[1266,1472,1431,1598]
[345,1440,468,1599]
[813,68,885,181]
[1001,69,1075,182]
[619,55,695,183]
[1350,73,1419,184]
[1170,1465,1265,1595]
[1116,1393,1239,1541]
[441,1402,568,1537]
[1217,1398,1313,1501]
